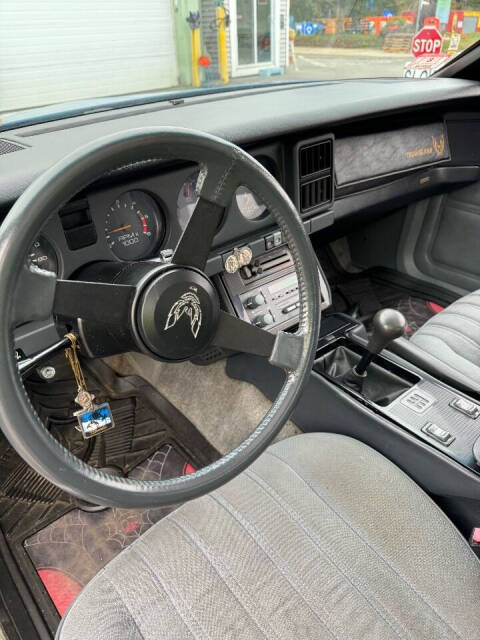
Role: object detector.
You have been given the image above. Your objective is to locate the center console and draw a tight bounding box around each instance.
[220,245,331,332]
[227,299,480,484]
[220,241,480,478]
[315,328,480,471]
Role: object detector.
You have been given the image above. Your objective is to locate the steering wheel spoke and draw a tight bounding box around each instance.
[53,279,136,324]
[172,197,225,271]
[211,311,304,370]
[172,159,240,271]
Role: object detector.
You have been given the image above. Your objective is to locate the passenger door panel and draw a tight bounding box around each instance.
[399,181,480,294]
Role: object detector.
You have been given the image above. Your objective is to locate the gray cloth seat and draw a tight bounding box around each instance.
[57,433,480,640]
[411,290,480,386]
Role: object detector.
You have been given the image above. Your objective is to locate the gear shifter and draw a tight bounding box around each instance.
[343,309,407,389]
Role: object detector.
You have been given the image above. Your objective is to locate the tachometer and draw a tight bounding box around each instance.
[105,191,163,261]
[27,236,58,274]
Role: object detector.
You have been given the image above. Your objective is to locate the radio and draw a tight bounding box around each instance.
[220,246,331,332]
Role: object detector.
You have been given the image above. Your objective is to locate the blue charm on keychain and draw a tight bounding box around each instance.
[76,403,115,439]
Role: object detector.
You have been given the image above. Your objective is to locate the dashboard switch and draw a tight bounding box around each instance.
[422,422,454,446]
[273,231,283,247]
[255,312,274,328]
[245,293,265,309]
[265,234,275,251]
[450,397,480,419]
[282,302,299,314]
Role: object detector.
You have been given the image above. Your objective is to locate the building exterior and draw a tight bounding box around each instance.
[201,0,289,80]
[0,0,289,114]
[0,0,178,113]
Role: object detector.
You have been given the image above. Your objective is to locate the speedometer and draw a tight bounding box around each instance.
[105,191,163,261]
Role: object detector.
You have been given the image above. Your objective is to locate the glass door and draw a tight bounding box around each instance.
[256,0,272,63]
[236,0,272,67]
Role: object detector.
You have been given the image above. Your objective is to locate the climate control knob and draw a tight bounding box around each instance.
[245,293,265,309]
[254,312,274,328]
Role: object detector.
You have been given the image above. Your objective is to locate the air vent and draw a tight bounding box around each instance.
[296,136,334,214]
[301,176,332,211]
[299,141,332,178]
[0,139,25,156]
[59,198,97,250]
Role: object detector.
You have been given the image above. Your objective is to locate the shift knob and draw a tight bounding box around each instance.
[367,309,407,355]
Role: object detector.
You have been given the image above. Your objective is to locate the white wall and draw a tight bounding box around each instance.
[0,0,178,112]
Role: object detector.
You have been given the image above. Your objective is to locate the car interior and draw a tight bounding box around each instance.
[2,35,480,640]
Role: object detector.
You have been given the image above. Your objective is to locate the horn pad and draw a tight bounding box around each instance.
[136,267,220,360]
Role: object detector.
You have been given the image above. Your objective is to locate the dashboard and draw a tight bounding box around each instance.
[2,77,480,357]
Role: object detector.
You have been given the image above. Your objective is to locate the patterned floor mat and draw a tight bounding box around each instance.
[394,297,444,337]
[24,443,194,616]
[330,275,445,337]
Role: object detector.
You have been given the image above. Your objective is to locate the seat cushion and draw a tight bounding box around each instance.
[411,290,480,385]
[57,433,480,640]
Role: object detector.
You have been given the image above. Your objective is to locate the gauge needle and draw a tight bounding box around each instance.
[112,224,132,233]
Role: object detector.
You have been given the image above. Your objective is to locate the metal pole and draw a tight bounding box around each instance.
[186,12,202,88]
[217,5,229,84]
[192,27,201,87]
[415,0,423,31]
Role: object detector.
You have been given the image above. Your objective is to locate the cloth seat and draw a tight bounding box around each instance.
[411,290,480,386]
[57,433,480,639]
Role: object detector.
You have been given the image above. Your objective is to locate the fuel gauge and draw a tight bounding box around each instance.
[27,236,58,275]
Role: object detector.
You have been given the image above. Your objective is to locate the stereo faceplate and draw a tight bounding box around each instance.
[220,246,331,332]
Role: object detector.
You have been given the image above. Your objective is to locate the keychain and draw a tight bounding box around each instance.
[64,333,114,439]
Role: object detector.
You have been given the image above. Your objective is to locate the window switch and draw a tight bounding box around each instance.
[422,422,454,446]
[450,397,480,419]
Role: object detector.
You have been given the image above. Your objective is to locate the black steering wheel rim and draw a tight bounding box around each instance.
[0,127,320,508]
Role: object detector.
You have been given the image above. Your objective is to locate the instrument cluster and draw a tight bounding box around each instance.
[25,154,278,278]
[27,189,167,277]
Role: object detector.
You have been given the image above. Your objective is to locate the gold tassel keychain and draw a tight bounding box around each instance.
[64,333,114,439]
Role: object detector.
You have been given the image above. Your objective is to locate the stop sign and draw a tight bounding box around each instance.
[412,27,443,57]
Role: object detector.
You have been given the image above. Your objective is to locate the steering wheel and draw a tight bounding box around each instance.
[0,128,320,507]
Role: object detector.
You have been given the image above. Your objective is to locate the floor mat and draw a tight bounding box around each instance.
[330,276,444,337]
[394,297,444,337]
[24,443,194,616]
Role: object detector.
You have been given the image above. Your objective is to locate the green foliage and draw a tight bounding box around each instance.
[291,0,322,22]
[295,33,384,47]
[290,0,416,22]
[442,31,480,52]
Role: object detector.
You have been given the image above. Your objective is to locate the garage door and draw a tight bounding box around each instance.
[0,0,178,113]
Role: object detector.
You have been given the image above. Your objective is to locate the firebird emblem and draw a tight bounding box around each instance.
[432,134,445,158]
[164,291,202,339]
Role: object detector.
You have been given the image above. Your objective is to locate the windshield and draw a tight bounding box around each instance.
[0,0,478,120]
